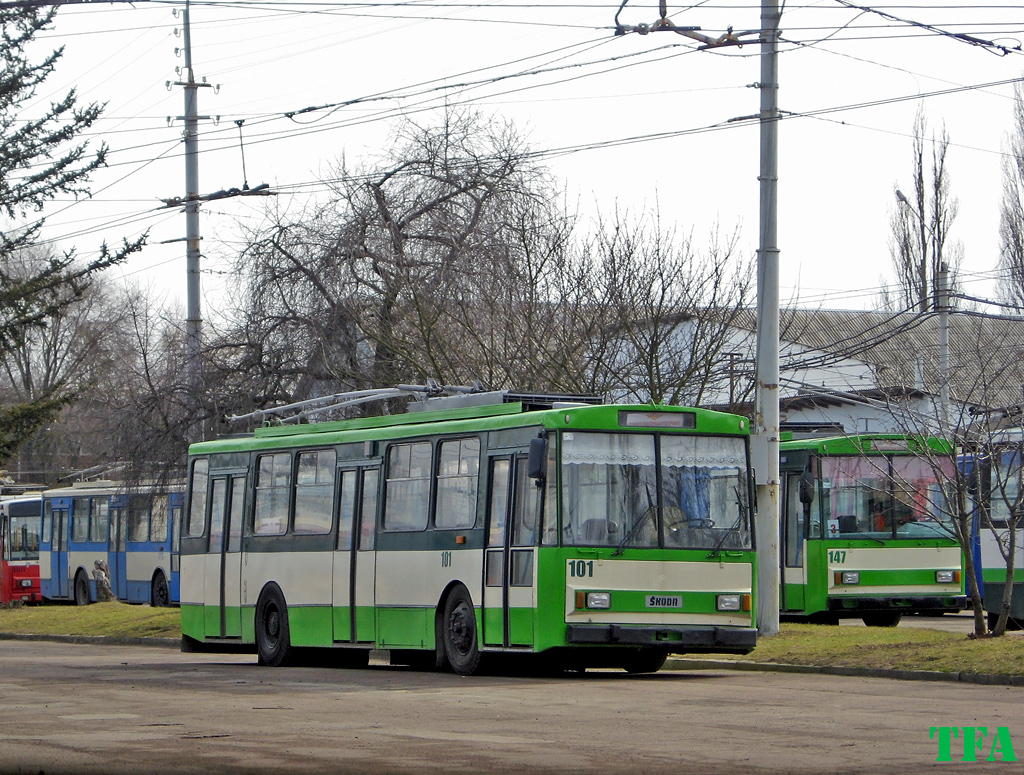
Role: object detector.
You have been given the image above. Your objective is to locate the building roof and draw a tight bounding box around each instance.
[733,308,1024,410]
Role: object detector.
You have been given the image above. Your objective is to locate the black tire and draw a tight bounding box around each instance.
[862,612,902,627]
[621,649,669,674]
[441,586,481,676]
[151,572,170,607]
[74,572,91,606]
[255,584,293,667]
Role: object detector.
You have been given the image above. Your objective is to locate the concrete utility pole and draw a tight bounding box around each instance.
[938,261,950,425]
[175,0,211,393]
[612,2,781,636]
[754,0,781,637]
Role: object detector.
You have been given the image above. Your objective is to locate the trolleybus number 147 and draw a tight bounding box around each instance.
[828,550,847,564]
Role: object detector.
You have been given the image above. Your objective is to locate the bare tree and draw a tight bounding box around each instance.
[999,81,1024,308]
[887,108,962,313]
[879,315,1024,637]
[587,212,753,405]
[221,110,606,413]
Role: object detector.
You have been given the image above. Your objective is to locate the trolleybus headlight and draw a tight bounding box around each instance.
[585,592,611,609]
[935,570,959,584]
[18,579,32,588]
[834,571,860,585]
[717,594,742,611]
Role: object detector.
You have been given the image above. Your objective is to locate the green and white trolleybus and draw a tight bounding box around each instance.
[180,389,757,674]
[779,433,966,626]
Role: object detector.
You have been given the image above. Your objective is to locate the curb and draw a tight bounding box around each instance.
[666,658,1024,687]
[0,632,180,649]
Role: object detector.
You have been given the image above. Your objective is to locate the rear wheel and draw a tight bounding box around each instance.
[621,649,668,674]
[74,572,91,606]
[441,586,481,676]
[151,572,170,607]
[255,585,293,667]
[862,612,902,627]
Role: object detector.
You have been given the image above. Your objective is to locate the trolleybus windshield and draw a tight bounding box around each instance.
[823,455,955,539]
[6,503,42,561]
[560,431,751,550]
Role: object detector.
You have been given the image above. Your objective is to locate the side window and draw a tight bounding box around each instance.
[435,438,480,529]
[337,470,357,550]
[541,434,558,546]
[128,495,151,542]
[42,500,52,544]
[151,495,169,543]
[383,441,431,531]
[171,505,182,553]
[90,499,109,543]
[294,449,335,535]
[187,458,209,537]
[209,479,227,554]
[72,498,90,543]
[254,452,291,536]
[512,457,539,547]
[360,469,379,550]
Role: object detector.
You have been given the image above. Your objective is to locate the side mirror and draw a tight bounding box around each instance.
[528,436,547,480]
[798,469,814,505]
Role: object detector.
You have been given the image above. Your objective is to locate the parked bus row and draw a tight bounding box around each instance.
[4,388,1022,665]
[0,482,182,607]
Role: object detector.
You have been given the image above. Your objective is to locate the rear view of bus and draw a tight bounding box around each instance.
[179,391,756,674]
[0,496,43,604]
[779,434,965,626]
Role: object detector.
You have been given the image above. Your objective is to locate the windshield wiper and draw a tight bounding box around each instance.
[706,513,745,558]
[611,481,656,557]
[707,486,750,558]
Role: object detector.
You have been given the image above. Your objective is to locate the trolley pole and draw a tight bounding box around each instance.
[754,0,781,637]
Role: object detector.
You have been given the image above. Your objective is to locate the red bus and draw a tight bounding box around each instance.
[0,495,44,604]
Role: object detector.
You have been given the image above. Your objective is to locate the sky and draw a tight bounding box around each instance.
[16,0,1024,320]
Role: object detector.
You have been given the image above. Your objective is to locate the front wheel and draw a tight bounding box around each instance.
[74,572,91,606]
[862,612,902,627]
[255,585,293,667]
[441,587,481,676]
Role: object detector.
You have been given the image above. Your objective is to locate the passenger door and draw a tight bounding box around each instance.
[52,501,69,599]
[483,455,538,648]
[781,472,809,612]
[333,467,379,643]
[204,475,245,638]
[109,499,128,600]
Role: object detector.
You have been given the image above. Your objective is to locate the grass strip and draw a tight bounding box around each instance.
[0,602,180,639]
[2,607,1023,676]
[683,623,1024,676]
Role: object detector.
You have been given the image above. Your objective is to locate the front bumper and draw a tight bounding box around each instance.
[565,623,757,653]
[827,595,967,614]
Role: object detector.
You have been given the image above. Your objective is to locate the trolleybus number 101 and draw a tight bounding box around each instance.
[440,551,452,568]
[828,550,847,564]
[568,560,595,578]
